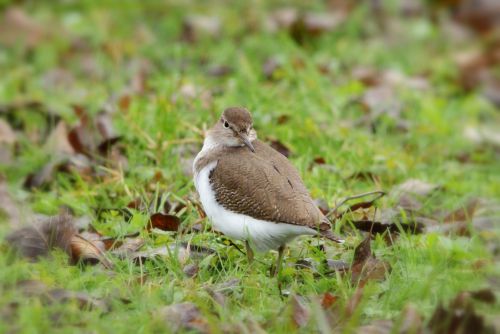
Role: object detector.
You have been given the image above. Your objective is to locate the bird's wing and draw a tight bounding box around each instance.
[209,140,330,231]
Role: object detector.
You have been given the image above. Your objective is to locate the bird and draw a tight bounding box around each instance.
[193,107,343,276]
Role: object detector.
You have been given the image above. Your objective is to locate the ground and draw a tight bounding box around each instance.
[0,1,499,333]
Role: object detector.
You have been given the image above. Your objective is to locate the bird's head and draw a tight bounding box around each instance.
[207,107,257,152]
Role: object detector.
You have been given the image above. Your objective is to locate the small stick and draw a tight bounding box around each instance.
[326,190,386,219]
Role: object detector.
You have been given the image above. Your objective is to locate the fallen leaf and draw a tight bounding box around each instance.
[325,259,350,274]
[6,214,76,261]
[444,198,479,223]
[207,64,233,78]
[181,15,221,43]
[453,0,500,34]
[157,302,210,334]
[7,214,112,268]
[23,155,93,189]
[282,11,345,44]
[359,86,405,131]
[397,193,423,212]
[314,198,330,215]
[44,121,74,155]
[148,213,181,232]
[266,8,299,32]
[321,292,338,309]
[0,118,16,144]
[204,278,241,308]
[464,125,500,149]
[394,179,440,197]
[302,12,345,35]
[95,112,116,141]
[183,263,199,278]
[70,234,113,269]
[276,114,291,125]
[482,79,500,109]
[109,237,145,257]
[289,295,310,328]
[268,139,291,157]
[350,236,390,286]
[396,304,423,334]
[468,288,496,304]
[0,7,48,48]
[427,291,496,334]
[350,218,424,235]
[263,57,282,80]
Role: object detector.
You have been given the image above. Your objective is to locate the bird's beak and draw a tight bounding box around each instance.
[239,133,255,152]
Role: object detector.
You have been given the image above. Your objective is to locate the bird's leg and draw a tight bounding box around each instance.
[271,245,286,277]
[245,240,254,263]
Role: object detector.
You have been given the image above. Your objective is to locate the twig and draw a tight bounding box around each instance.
[326,190,386,219]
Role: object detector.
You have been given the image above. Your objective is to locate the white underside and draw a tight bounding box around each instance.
[194,158,317,252]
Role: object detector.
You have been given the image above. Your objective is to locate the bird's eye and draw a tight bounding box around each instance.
[224,121,229,128]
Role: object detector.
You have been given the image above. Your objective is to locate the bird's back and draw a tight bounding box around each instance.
[209,140,329,230]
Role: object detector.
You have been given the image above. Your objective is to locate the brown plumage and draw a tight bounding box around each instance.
[193,107,342,274]
[209,141,330,230]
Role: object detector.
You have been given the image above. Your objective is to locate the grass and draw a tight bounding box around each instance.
[0,1,499,333]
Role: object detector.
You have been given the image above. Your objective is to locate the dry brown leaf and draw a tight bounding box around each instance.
[263,57,282,80]
[109,237,145,257]
[157,302,210,334]
[268,139,291,158]
[181,15,221,43]
[0,7,48,48]
[314,198,330,215]
[427,291,496,334]
[453,0,500,34]
[302,12,345,35]
[70,234,113,269]
[183,263,199,278]
[6,214,77,261]
[44,121,75,155]
[148,213,181,232]
[464,125,500,149]
[325,259,350,274]
[350,236,390,286]
[276,114,291,125]
[396,304,423,334]
[266,8,299,32]
[0,118,16,145]
[468,288,496,304]
[207,64,233,78]
[7,214,113,268]
[482,79,500,108]
[321,292,338,309]
[23,155,93,189]
[444,198,479,223]
[203,278,241,308]
[289,295,310,328]
[394,179,440,197]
